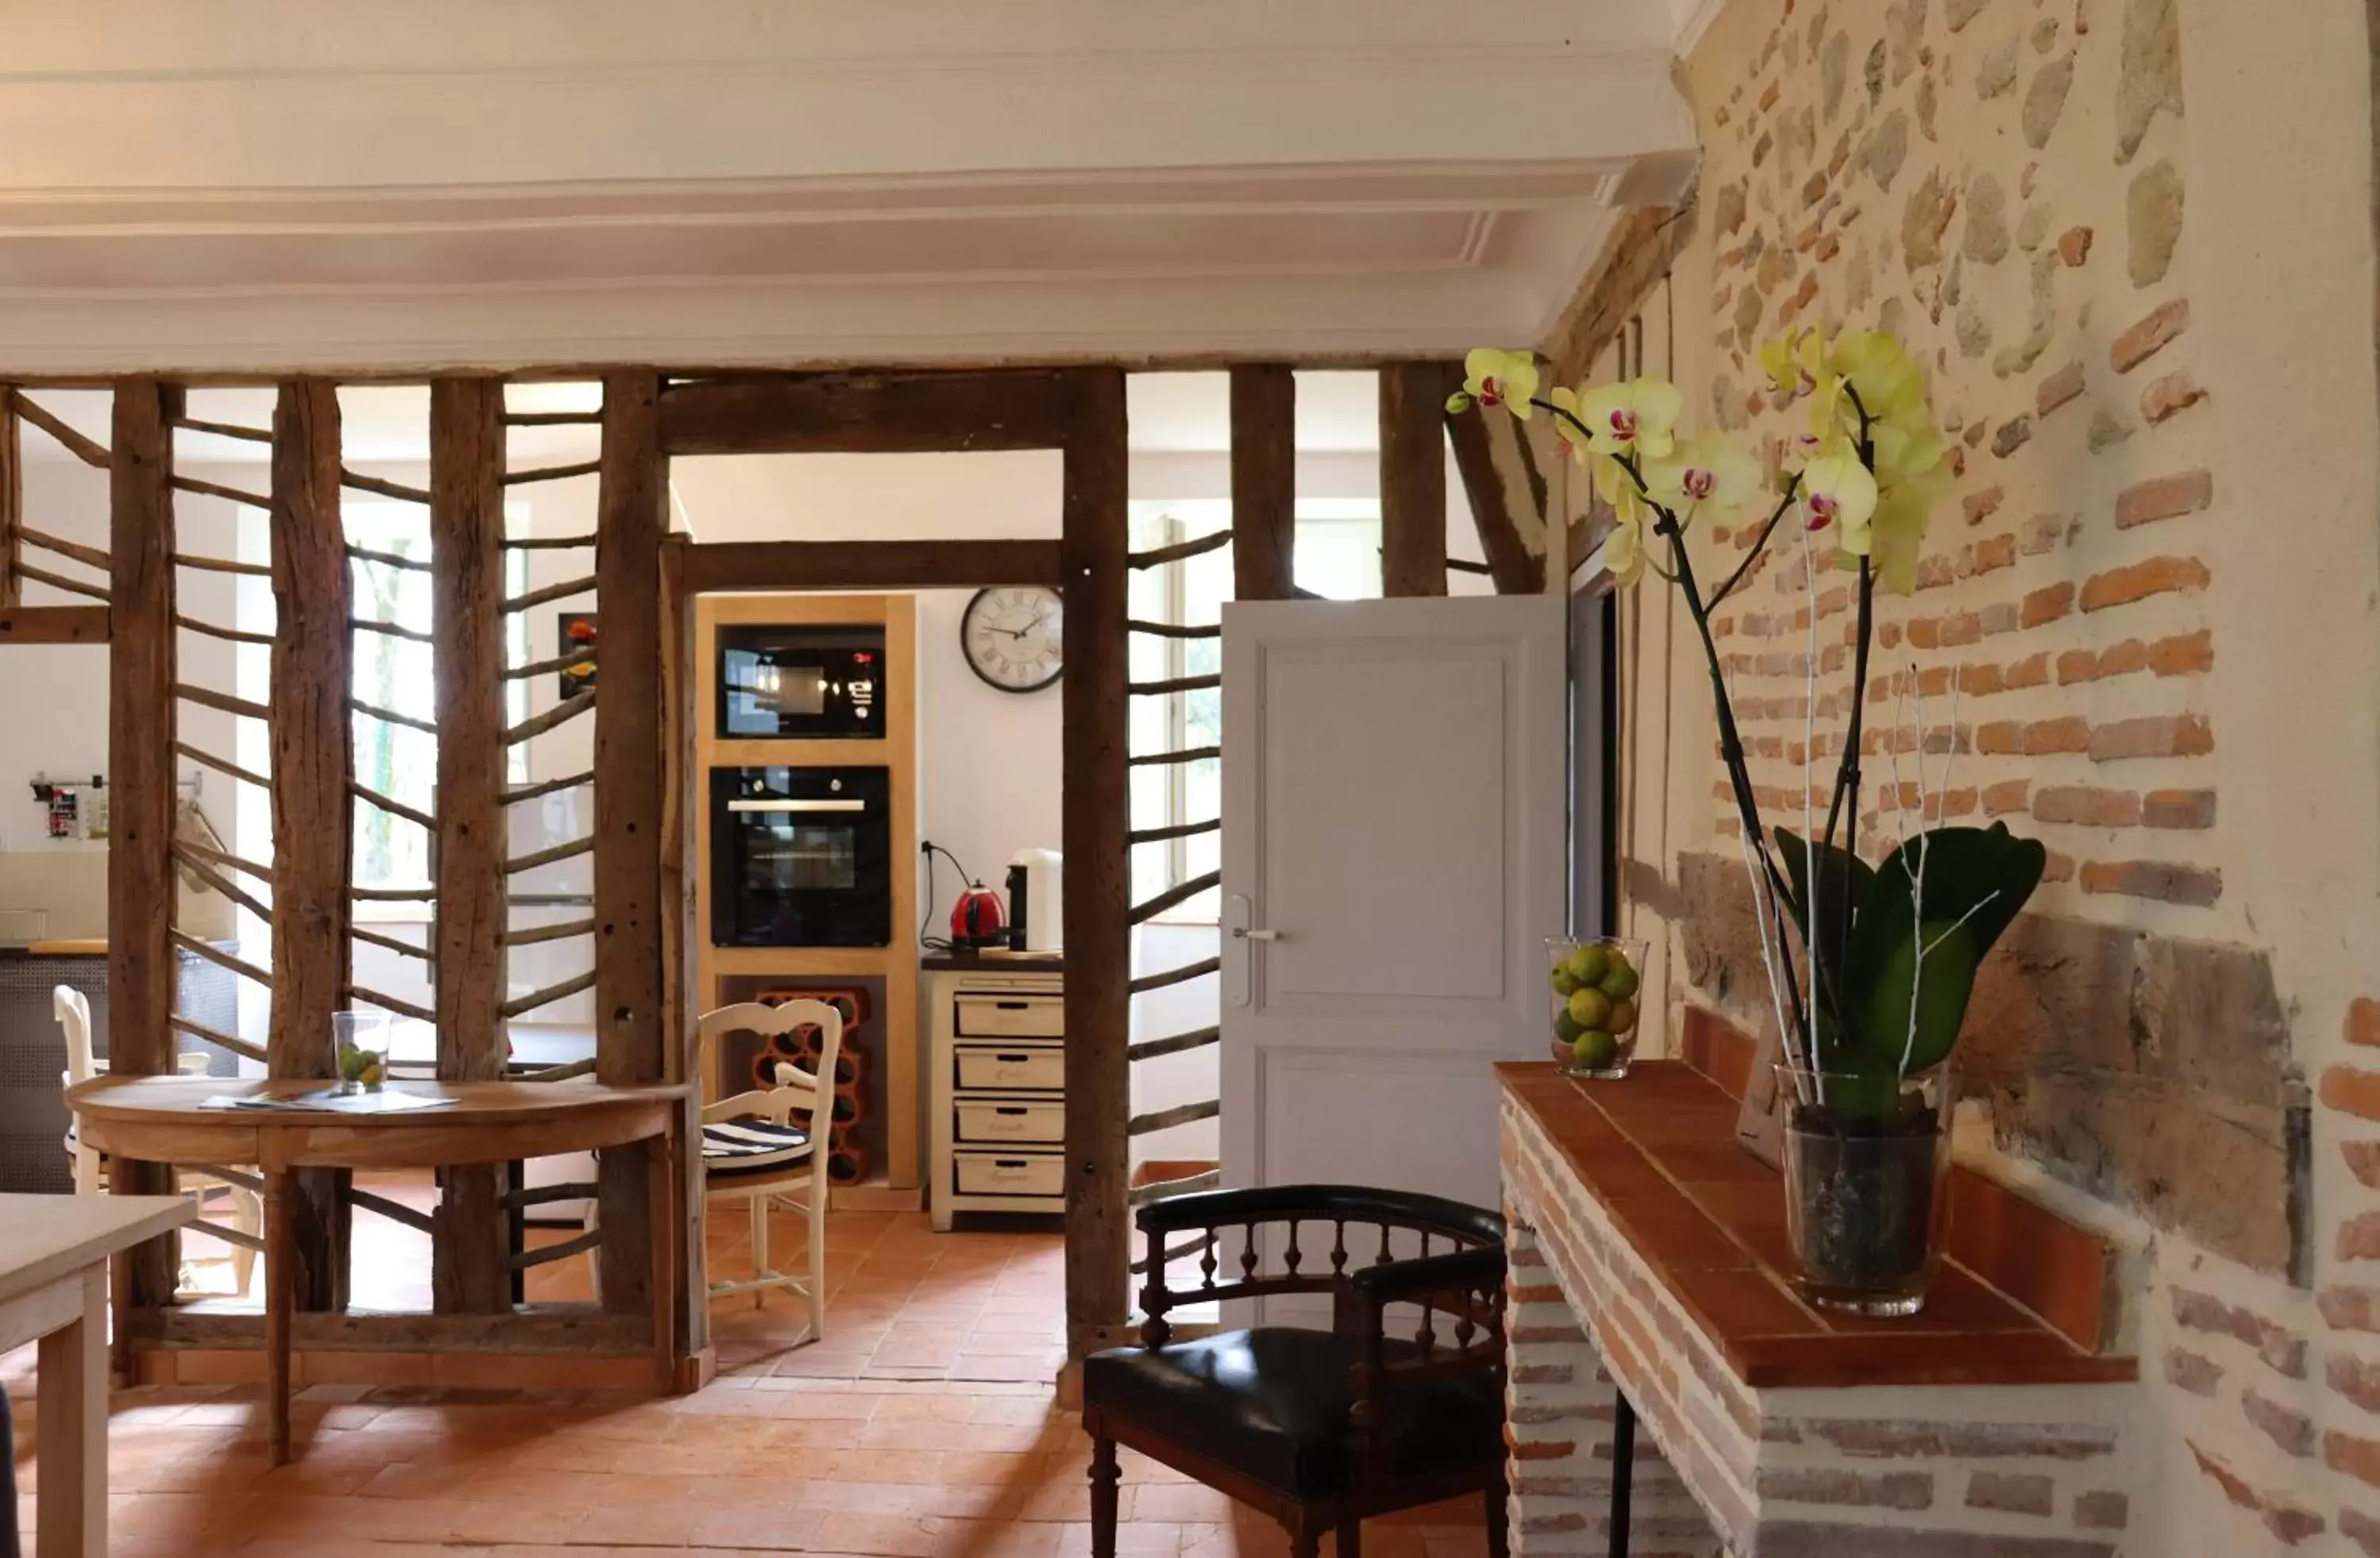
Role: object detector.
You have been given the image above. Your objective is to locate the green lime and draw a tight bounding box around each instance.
[337,1046,366,1081]
[1599,963,1640,1002]
[1569,944,1610,984]
[1567,987,1612,1028]
[1607,997,1639,1034]
[1551,968,1581,997]
[1572,1030,1618,1070]
[1554,1010,1586,1044]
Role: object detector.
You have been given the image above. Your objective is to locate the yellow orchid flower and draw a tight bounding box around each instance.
[1861,462,1956,594]
[1603,514,1650,587]
[1548,386,1591,462]
[1591,452,1648,518]
[1645,431,1763,516]
[1800,455,1880,548]
[1454,348,1538,419]
[1829,331,1929,428]
[1759,327,1833,397]
[1870,418,1949,492]
[1575,376,1683,460]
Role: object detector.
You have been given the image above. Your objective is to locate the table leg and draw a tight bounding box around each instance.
[263,1168,295,1466]
[34,1266,106,1558]
[647,1132,677,1391]
[1607,1391,1634,1558]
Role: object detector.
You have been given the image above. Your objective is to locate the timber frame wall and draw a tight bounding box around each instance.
[0,362,1546,1374]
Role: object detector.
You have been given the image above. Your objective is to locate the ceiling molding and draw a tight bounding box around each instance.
[1674,0,1736,57]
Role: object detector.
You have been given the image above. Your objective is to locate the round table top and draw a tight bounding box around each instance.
[69,1074,686,1126]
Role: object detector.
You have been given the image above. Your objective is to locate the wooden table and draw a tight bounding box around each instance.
[66,1076,686,1464]
[0,1192,195,1558]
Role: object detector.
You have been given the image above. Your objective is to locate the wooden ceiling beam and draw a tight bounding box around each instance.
[656,370,1077,455]
[676,539,1062,596]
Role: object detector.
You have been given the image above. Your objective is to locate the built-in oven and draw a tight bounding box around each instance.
[710,766,893,947]
[717,624,885,739]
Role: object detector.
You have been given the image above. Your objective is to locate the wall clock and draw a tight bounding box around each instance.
[961,586,1064,693]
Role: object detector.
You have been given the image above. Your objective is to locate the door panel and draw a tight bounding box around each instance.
[1221,596,1567,1271]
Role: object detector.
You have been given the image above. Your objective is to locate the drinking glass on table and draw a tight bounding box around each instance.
[331,1011,390,1094]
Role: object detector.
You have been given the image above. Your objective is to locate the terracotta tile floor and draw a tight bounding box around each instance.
[4,1185,1490,1556]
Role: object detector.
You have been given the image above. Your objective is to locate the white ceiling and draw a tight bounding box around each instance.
[0,1,1702,373]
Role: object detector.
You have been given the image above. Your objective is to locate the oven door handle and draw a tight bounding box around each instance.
[727,799,868,813]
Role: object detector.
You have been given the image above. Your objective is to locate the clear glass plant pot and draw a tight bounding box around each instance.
[1545,937,1649,1080]
[1776,1063,1955,1318]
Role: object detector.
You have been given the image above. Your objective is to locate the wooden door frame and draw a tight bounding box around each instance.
[651,366,1133,1360]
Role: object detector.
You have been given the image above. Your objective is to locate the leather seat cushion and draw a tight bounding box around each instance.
[1083,1327,1501,1498]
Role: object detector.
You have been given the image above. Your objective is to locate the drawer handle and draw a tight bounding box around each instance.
[996,1106,1027,1115]
[995,1159,1031,1168]
[994,1053,1032,1063]
[995,1001,1031,1011]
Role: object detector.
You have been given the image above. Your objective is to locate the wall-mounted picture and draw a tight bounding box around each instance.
[557,612,599,700]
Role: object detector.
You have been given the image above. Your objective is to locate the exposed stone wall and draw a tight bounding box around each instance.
[1583,0,2380,1550]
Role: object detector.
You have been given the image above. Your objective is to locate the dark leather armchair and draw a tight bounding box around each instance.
[1082,1185,1508,1558]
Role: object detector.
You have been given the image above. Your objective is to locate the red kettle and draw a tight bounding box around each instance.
[950,884,1007,950]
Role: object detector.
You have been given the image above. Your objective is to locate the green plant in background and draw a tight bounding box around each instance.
[1457,332,2046,1117]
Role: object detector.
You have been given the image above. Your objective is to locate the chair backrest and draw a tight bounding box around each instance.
[53,986,98,1084]
[697,999,843,1131]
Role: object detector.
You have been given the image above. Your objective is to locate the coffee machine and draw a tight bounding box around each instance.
[1004,848,1063,953]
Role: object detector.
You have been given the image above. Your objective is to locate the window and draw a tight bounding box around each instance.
[1126,498,1385,921]
[344,504,530,893]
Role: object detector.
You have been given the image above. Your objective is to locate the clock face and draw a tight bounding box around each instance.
[962,587,1065,693]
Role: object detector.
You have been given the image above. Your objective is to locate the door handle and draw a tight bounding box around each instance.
[1231,927,1282,942]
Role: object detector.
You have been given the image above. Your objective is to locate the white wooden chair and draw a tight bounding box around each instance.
[56,985,262,1296]
[588,999,840,1336]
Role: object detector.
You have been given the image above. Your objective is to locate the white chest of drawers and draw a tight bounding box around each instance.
[926,962,1065,1230]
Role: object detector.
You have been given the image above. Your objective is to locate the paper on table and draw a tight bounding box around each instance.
[198,1089,459,1115]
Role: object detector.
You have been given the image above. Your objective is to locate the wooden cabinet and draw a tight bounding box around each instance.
[927,961,1064,1230]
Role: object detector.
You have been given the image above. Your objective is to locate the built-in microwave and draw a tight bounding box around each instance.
[717,624,885,740]
[710,767,893,948]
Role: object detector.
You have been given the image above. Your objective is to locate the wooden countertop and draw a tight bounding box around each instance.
[921,950,1063,973]
[1498,1059,2137,1391]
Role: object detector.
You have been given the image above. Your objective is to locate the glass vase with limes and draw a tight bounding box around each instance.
[1546,937,1649,1080]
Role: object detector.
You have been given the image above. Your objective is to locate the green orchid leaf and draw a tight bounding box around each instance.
[1860,917,1981,1076]
[1774,827,1875,1038]
[1848,823,2046,1000]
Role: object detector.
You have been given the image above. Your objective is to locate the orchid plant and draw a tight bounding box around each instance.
[1455,332,2045,1119]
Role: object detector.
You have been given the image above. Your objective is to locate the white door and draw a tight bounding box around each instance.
[1219,596,1568,1226]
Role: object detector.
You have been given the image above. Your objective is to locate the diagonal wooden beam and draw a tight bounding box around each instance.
[1445,366,1549,595]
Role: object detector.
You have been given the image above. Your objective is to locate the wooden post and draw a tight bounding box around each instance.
[658,531,707,1366]
[108,378,179,1355]
[1230,366,1296,600]
[593,370,669,1327]
[1062,366,1131,1359]
[1378,363,1449,597]
[1,390,21,608]
[270,378,354,1313]
[429,378,512,1313]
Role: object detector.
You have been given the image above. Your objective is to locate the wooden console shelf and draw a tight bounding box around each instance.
[1499,1062,2135,1391]
[1499,1040,2144,1556]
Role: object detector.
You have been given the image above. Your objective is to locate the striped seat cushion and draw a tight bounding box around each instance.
[702,1119,813,1174]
